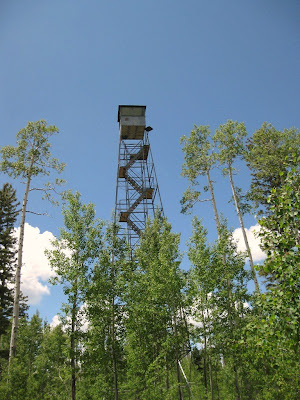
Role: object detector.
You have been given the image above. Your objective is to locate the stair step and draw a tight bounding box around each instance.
[119,214,141,236]
[126,176,143,193]
[127,219,141,235]
[119,212,129,222]
[129,145,149,161]
[127,189,153,213]
[119,145,150,178]
[126,145,150,169]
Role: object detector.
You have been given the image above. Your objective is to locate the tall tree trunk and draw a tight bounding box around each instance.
[206,313,214,400]
[228,165,260,293]
[206,173,233,400]
[208,354,214,400]
[233,364,241,400]
[176,359,184,400]
[9,164,33,363]
[112,296,119,400]
[214,362,220,400]
[165,358,170,391]
[201,309,208,398]
[203,335,208,398]
[71,295,77,400]
[110,251,119,400]
[206,170,221,234]
[173,314,183,400]
[188,354,192,400]
[207,167,243,400]
[207,168,232,306]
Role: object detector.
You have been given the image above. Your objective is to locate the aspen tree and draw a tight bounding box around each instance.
[213,120,260,293]
[181,125,222,233]
[245,123,300,214]
[46,191,102,400]
[0,120,65,362]
[85,222,129,400]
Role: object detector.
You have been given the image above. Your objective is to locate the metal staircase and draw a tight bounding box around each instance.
[127,219,141,236]
[119,146,153,226]
[115,105,163,249]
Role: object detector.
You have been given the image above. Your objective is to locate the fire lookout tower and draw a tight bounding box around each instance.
[114,105,163,249]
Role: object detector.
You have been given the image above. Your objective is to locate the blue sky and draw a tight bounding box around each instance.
[0,0,299,323]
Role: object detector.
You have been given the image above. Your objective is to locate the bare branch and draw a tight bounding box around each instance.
[29,187,54,193]
[26,210,49,216]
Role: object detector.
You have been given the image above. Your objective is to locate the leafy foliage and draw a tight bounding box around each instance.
[213,120,260,292]
[82,222,128,400]
[46,191,102,400]
[0,120,65,361]
[0,120,65,180]
[188,217,252,399]
[245,122,300,213]
[124,214,189,399]
[0,184,19,337]
[1,119,299,399]
[213,120,247,174]
[180,125,216,214]
[254,161,300,362]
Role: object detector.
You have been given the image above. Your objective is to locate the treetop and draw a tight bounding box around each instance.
[0,120,65,180]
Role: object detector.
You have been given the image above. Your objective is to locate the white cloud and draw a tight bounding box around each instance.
[50,304,89,332]
[187,316,203,328]
[79,304,89,332]
[232,224,266,262]
[50,314,61,328]
[14,223,56,305]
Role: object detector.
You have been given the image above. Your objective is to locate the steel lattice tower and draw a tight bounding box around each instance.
[114,105,163,249]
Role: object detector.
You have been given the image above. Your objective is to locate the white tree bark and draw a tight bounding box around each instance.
[228,165,260,293]
[9,153,36,363]
[9,172,32,361]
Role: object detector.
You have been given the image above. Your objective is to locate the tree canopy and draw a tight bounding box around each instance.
[0,119,299,400]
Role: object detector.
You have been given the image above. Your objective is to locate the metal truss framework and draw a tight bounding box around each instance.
[114,132,163,250]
